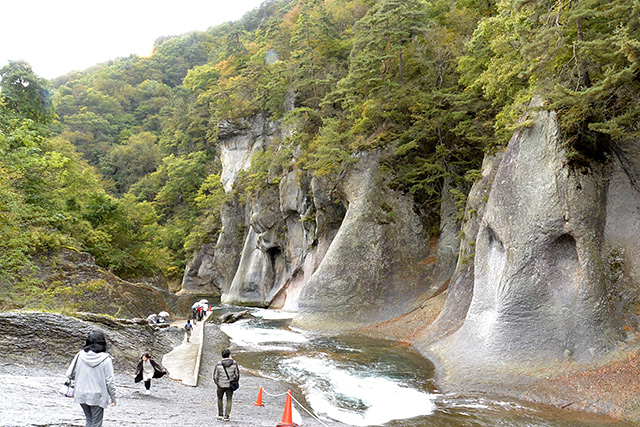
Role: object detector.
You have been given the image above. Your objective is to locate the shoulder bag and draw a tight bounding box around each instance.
[59,355,79,397]
[222,362,239,391]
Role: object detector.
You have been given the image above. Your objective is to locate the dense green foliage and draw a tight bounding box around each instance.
[1,0,637,307]
[461,0,640,156]
[0,62,173,309]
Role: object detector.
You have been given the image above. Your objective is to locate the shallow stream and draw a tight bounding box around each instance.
[215,307,621,426]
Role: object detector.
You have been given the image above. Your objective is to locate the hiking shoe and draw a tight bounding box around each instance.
[216,415,224,420]
[144,390,150,396]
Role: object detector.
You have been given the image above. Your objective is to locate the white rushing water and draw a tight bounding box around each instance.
[215,307,611,426]
[220,319,308,350]
[280,355,437,426]
[220,317,436,426]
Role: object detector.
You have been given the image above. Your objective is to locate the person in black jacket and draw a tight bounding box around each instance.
[134,353,166,396]
[213,349,240,421]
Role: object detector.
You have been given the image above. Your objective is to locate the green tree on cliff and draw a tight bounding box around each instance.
[461,0,640,155]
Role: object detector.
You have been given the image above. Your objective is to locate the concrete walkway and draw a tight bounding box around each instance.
[162,312,209,386]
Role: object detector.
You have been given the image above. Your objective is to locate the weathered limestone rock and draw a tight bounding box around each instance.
[222,229,276,306]
[606,138,640,301]
[222,185,287,306]
[181,242,218,294]
[31,248,173,319]
[182,98,357,309]
[214,198,247,294]
[218,114,278,192]
[182,113,285,300]
[219,310,250,323]
[294,150,434,330]
[270,171,327,311]
[436,176,462,265]
[0,311,181,369]
[415,153,503,345]
[181,197,246,296]
[425,106,635,388]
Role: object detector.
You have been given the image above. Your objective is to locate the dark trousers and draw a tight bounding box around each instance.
[217,387,234,417]
[80,404,104,427]
[144,379,151,390]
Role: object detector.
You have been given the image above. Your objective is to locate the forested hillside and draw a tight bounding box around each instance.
[1,0,638,311]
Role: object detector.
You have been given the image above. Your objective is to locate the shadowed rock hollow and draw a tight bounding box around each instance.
[418,104,640,392]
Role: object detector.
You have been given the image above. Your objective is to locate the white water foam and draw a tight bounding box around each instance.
[249,308,297,320]
[220,320,308,349]
[280,355,436,426]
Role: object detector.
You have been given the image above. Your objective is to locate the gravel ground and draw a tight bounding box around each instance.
[0,323,344,427]
[0,369,336,427]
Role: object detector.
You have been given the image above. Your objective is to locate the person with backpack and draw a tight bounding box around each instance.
[66,330,117,427]
[134,353,167,396]
[184,319,193,343]
[213,348,240,421]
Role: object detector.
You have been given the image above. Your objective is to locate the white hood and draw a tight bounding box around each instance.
[78,350,111,368]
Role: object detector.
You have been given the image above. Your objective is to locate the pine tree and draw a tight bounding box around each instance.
[461,0,640,155]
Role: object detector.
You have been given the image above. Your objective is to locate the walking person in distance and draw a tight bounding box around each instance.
[213,348,240,421]
[66,330,117,427]
[184,319,193,342]
[134,353,167,396]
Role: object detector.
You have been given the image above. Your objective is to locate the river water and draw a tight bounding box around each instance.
[215,307,620,426]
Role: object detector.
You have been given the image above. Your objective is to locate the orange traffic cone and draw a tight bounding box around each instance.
[254,387,264,407]
[276,390,298,427]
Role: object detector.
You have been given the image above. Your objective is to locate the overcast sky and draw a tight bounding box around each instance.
[1,0,266,80]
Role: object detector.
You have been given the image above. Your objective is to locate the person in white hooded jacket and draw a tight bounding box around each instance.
[67,330,117,427]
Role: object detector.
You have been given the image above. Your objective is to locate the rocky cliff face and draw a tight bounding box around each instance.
[293,151,437,330]
[182,116,451,328]
[180,115,277,296]
[182,102,640,386]
[418,104,640,388]
[0,311,182,369]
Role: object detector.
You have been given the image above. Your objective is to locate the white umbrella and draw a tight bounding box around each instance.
[198,299,209,305]
[158,311,170,317]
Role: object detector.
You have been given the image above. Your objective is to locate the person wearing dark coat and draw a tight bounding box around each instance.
[134,353,167,395]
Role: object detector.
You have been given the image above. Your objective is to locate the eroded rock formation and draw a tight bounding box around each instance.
[0,311,182,369]
[294,151,436,330]
[182,102,640,408]
[182,117,450,327]
[419,105,640,388]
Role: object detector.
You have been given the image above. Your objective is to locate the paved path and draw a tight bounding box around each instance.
[162,312,209,387]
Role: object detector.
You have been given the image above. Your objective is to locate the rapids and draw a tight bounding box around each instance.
[216,307,622,426]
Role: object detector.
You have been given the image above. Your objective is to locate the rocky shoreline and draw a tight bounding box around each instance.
[4,310,640,426]
[0,312,343,427]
